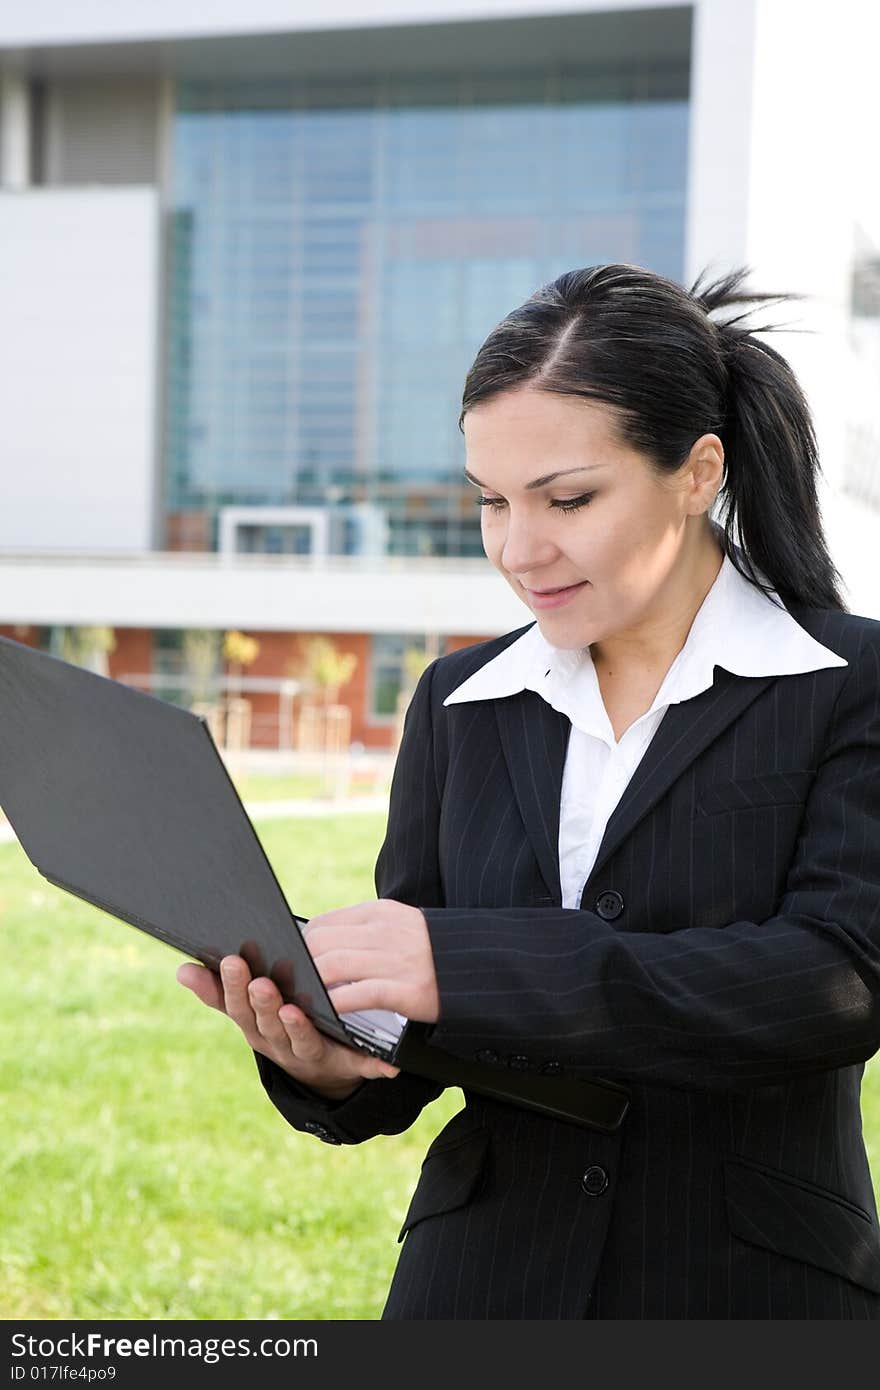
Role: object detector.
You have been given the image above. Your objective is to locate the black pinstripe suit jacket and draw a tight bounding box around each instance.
[256,599,880,1319]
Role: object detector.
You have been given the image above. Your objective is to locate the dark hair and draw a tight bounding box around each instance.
[460,263,847,612]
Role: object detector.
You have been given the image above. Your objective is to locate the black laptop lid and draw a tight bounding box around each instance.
[0,636,634,1129]
[0,634,354,1044]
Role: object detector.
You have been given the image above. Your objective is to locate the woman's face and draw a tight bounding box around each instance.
[462,384,718,654]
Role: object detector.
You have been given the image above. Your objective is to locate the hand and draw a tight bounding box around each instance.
[176,954,401,1100]
[303,898,440,1023]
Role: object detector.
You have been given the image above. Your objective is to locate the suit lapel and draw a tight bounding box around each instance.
[585,666,780,884]
[495,666,781,905]
[494,690,570,904]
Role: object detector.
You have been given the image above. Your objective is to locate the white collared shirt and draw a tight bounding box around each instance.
[443,550,848,910]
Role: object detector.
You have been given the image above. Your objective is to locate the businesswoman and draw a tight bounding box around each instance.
[179,263,880,1318]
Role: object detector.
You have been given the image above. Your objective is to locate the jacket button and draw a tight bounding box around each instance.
[595,890,624,920]
[476,1048,500,1064]
[581,1165,609,1196]
[540,1061,562,1076]
[303,1120,341,1145]
[507,1054,530,1071]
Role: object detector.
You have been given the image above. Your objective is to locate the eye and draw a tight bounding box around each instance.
[475,493,596,514]
[549,492,595,513]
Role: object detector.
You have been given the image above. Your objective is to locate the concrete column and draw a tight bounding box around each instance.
[1,71,31,188]
[685,0,759,285]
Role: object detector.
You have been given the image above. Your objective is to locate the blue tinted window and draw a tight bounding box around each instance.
[165,58,689,556]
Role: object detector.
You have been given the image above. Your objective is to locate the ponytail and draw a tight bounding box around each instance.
[461,262,848,613]
[691,267,847,611]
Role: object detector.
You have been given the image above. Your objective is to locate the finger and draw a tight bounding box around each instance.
[176,961,227,1012]
[327,979,395,1016]
[359,1058,402,1080]
[218,955,258,1030]
[305,924,385,958]
[303,903,373,938]
[247,976,293,1049]
[310,946,387,989]
[308,901,374,922]
[278,1005,398,1079]
[277,1004,328,1064]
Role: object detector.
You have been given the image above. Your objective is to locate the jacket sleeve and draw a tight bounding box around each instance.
[253,659,445,1144]
[422,634,880,1093]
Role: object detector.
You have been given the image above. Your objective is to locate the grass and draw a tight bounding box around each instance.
[230,769,391,803]
[0,817,460,1321]
[1,821,879,1321]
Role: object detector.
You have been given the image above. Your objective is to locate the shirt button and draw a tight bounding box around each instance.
[581,1165,609,1196]
[595,890,625,920]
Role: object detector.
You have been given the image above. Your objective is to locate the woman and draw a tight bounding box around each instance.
[178,263,880,1319]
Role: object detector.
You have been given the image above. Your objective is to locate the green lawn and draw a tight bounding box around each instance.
[1,820,879,1321]
[0,817,459,1321]
[230,769,391,803]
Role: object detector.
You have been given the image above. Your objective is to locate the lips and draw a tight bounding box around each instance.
[524,580,589,611]
[526,583,586,595]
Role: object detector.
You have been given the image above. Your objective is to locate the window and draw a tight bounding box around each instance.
[165,36,690,557]
[369,633,445,720]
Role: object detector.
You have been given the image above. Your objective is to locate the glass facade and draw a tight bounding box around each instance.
[164,55,690,557]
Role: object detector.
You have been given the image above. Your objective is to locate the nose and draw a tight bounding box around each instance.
[498,508,559,577]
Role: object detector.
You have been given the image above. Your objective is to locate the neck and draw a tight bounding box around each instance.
[590,530,725,676]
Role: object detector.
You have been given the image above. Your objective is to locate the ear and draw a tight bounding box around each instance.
[685,433,724,513]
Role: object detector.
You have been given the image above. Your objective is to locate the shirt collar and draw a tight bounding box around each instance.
[443,549,848,720]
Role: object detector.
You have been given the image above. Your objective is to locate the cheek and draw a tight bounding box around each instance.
[589,512,654,570]
[480,513,503,562]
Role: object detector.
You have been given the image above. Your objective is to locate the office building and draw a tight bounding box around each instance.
[1,1,877,746]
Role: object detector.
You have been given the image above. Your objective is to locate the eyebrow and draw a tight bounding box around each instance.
[462,465,606,490]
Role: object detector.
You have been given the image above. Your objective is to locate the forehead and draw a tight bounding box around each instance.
[462,388,636,482]
[463,387,622,447]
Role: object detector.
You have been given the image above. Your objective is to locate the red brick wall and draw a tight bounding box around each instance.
[221,630,499,750]
[234,629,372,749]
[445,634,495,654]
[0,625,39,647]
[108,629,154,685]
[240,629,300,750]
[165,512,212,552]
[0,624,502,750]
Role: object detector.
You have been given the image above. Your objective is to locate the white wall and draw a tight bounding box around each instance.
[0,187,159,552]
[686,0,853,469]
[684,0,757,284]
[687,0,880,617]
[0,555,528,636]
[0,0,678,46]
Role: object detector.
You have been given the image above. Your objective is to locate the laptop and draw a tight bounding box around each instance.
[0,634,629,1132]
[0,633,404,1059]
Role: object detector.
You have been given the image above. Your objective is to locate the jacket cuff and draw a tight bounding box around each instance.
[254,1050,442,1145]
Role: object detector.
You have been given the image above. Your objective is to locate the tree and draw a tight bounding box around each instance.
[294,636,358,707]
[182,629,222,705]
[223,630,260,696]
[402,643,430,693]
[60,626,117,677]
[220,631,261,752]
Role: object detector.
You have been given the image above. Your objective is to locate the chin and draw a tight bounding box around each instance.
[535,617,592,651]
